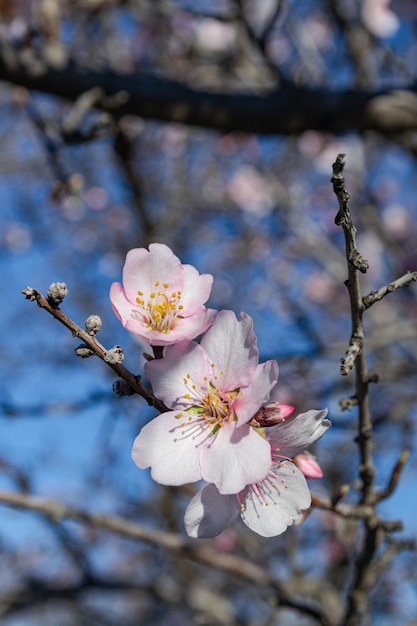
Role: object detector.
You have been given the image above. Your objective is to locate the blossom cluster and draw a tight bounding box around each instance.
[110,243,331,538]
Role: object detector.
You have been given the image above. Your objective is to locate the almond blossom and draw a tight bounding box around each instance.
[132,310,278,495]
[110,243,216,346]
[184,409,330,538]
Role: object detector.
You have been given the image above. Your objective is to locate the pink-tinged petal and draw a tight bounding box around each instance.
[269,409,331,459]
[109,281,134,325]
[293,451,323,479]
[184,484,240,538]
[275,404,295,420]
[234,360,279,426]
[200,311,259,390]
[180,265,214,314]
[127,307,216,346]
[131,412,202,486]
[199,421,271,495]
[240,462,311,537]
[124,244,184,301]
[145,341,212,408]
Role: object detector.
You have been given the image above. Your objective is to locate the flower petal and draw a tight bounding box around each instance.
[200,311,258,390]
[199,421,271,494]
[180,264,214,314]
[234,359,279,427]
[123,244,184,303]
[109,281,134,326]
[240,461,311,537]
[145,341,212,408]
[131,411,203,486]
[128,307,216,346]
[268,409,331,459]
[184,484,240,538]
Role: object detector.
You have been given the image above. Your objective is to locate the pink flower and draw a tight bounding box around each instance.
[110,243,216,346]
[132,311,278,494]
[184,409,330,538]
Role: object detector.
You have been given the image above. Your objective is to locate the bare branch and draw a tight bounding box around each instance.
[374,449,410,503]
[0,489,331,625]
[362,271,417,309]
[22,286,167,413]
[2,35,417,135]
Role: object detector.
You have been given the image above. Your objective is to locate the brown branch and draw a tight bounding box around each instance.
[22,286,167,413]
[362,271,417,309]
[2,34,417,135]
[0,489,332,625]
[374,449,410,503]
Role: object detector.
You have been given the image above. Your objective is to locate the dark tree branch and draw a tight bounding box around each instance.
[332,155,416,626]
[2,35,417,135]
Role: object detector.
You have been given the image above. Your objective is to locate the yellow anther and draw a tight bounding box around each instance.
[163,283,169,288]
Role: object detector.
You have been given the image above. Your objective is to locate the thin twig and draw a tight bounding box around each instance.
[374,449,410,503]
[362,271,417,309]
[22,286,167,413]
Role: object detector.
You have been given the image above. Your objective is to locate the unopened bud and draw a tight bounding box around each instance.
[113,379,135,397]
[47,282,68,306]
[75,343,95,358]
[250,403,295,428]
[22,286,38,301]
[85,314,102,335]
[293,451,323,479]
[104,345,124,364]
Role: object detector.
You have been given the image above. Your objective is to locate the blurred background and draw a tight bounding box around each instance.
[1,1,417,624]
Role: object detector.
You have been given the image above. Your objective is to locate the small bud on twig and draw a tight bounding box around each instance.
[85,314,102,336]
[104,345,124,365]
[113,378,136,397]
[75,344,95,358]
[47,282,68,306]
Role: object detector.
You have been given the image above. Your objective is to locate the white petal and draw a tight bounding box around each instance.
[131,412,203,486]
[200,310,258,390]
[199,421,271,495]
[240,462,311,537]
[268,409,331,459]
[184,484,240,538]
[145,341,211,409]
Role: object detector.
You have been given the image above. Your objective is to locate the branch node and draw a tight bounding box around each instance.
[340,337,362,375]
[348,249,369,274]
[339,395,358,410]
[112,378,136,397]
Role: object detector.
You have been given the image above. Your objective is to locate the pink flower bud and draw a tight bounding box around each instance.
[250,402,295,428]
[293,451,323,479]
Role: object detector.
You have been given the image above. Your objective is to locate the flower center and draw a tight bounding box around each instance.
[134,281,184,333]
[175,369,241,435]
